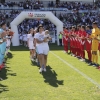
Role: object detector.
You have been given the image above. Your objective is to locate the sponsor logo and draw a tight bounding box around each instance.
[34,14,46,17]
[28,13,33,17]
[28,13,46,18]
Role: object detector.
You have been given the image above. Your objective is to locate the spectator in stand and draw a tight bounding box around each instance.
[48,1,98,10]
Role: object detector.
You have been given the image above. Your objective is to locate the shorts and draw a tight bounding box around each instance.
[36,45,49,55]
[29,46,35,50]
[6,39,11,47]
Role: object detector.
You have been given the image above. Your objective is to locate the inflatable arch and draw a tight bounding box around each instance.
[10,11,63,46]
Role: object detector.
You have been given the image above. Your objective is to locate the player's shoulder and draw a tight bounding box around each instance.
[27,34,31,36]
[34,32,39,38]
[0,28,4,33]
[35,32,39,35]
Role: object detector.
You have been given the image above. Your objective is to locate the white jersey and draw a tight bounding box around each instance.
[19,34,22,40]
[34,32,45,47]
[23,34,27,41]
[27,34,35,49]
[34,32,50,55]
[6,36,11,47]
[43,34,49,52]
[27,34,34,44]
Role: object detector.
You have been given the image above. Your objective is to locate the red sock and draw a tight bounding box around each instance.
[87,51,91,61]
[70,46,72,53]
[72,47,74,54]
[77,48,79,56]
[76,48,79,56]
[65,45,68,52]
[81,50,85,59]
[78,48,81,57]
[75,48,77,56]
[64,45,66,51]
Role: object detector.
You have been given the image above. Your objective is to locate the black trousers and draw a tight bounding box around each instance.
[59,39,62,46]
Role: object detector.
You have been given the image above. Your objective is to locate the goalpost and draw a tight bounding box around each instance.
[10,11,63,46]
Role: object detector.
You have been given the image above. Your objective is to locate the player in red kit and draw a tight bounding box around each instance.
[80,25,87,61]
[63,27,69,53]
[71,26,77,56]
[85,25,92,63]
[76,25,82,59]
[69,27,74,56]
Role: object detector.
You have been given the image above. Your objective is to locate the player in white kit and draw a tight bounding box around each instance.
[34,25,51,72]
[27,28,35,61]
[23,33,27,47]
[34,25,46,72]
[6,32,12,55]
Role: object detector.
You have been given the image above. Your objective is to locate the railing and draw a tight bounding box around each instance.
[0,7,23,10]
[0,7,98,13]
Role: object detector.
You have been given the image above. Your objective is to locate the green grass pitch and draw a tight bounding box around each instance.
[0,44,100,100]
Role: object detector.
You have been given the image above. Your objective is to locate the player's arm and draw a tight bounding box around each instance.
[33,38,36,47]
[1,31,7,42]
[48,35,52,41]
[35,38,46,44]
[27,38,29,47]
[96,29,100,41]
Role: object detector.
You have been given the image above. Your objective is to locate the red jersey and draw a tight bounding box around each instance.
[63,30,68,45]
[77,30,82,48]
[85,33,91,51]
[80,30,87,50]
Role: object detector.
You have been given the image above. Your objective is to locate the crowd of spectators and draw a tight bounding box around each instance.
[0,0,100,10]
[0,9,100,29]
[58,11,100,27]
[0,0,100,30]
[0,0,44,9]
[95,0,100,8]
[48,1,98,10]
[18,19,56,35]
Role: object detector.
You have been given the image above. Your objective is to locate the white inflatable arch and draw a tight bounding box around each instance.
[10,11,63,46]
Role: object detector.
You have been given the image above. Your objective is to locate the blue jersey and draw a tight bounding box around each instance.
[0,28,4,42]
[0,28,4,34]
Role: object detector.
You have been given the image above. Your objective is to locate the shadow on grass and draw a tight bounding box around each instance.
[0,66,17,94]
[42,65,64,87]
[31,60,41,68]
[0,84,9,94]
[7,52,13,59]
[0,66,17,80]
[31,61,38,67]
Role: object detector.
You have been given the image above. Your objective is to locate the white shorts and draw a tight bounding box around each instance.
[29,46,35,50]
[29,42,35,50]
[6,39,11,47]
[36,45,49,55]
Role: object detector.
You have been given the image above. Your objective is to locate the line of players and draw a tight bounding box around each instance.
[61,22,100,69]
[26,25,51,73]
[0,22,14,73]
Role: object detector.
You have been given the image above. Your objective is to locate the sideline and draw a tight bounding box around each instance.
[50,51,100,89]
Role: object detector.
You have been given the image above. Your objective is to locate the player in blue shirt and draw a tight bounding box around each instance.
[0,22,7,69]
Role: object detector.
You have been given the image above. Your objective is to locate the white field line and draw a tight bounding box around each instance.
[50,51,100,89]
